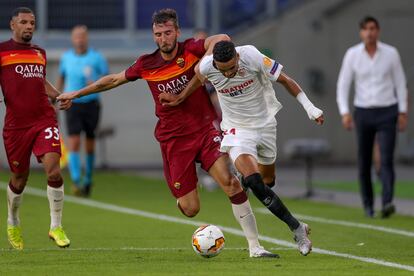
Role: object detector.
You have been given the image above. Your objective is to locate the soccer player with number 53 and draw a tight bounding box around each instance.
[0,7,72,250]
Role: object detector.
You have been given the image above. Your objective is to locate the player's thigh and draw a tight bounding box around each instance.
[32,123,62,165]
[257,124,277,167]
[82,101,101,139]
[221,128,259,176]
[3,127,35,174]
[65,103,82,136]
[198,126,223,173]
[160,137,199,199]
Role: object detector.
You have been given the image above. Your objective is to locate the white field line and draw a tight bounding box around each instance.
[1,183,413,272]
[255,208,414,238]
[0,247,295,252]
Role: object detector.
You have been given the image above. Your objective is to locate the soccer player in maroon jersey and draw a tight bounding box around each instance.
[57,9,277,258]
[0,7,72,249]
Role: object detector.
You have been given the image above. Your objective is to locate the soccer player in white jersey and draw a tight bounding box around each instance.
[160,41,324,256]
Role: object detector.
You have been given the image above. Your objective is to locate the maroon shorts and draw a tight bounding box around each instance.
[160,125,224,198]
[3,121,62,174]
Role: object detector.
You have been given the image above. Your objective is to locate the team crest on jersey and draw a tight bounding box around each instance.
[176,57,185,68]
[237,67,246,77]
[263,56,273,68]
[174,182,181,189]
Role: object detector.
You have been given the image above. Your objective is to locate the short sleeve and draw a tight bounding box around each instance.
[125,57,143,81]
[185,38,206,58]
[243,45,283,81]
[198,55,212,78]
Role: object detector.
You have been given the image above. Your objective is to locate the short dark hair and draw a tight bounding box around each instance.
[213,41,236,63]
[152,8,179,29]
[359,16,380,29]
[11,7,34,19]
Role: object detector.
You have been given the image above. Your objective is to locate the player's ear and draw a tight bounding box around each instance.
[176,28,181,39]
[10,18,15,31]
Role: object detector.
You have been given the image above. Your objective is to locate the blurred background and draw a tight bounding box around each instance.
[0,0,413,169]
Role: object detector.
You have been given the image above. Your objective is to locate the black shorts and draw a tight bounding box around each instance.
[65,100,100,138]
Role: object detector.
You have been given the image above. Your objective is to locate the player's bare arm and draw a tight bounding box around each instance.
[277,72,324,125]
[44,79,72,110]
[204,34,231,55]
[57,70,128,101]
[159,74,203,107]
[55,75,65,92]
[159,35,228,107]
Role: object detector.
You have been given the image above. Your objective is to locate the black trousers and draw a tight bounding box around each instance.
[354,104,398,209]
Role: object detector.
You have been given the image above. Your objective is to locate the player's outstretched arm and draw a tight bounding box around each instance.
[57,70,129,101]
[204,34,231,55]
[159,74,203,107]
[277,72,324,125]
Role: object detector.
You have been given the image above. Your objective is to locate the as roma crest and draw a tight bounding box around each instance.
[176,57,185,68]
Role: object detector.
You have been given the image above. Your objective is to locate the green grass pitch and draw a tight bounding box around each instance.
[0,171,413,275]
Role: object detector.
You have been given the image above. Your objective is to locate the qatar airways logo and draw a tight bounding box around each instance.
[157,75,189,94]
[15,64,44,78]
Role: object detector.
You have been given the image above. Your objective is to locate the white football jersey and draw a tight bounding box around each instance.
[199,45,283,130]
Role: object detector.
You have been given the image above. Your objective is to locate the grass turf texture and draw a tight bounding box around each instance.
[0,171,413,275]
[314,180,414,200]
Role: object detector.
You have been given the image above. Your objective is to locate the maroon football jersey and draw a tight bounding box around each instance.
[125,38,216,142]
[0,39,56,129]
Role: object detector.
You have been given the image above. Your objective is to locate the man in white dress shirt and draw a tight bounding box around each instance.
[159,41,324,256]
[336,16,408,218]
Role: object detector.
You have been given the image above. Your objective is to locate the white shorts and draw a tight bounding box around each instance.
[220,123,277,165]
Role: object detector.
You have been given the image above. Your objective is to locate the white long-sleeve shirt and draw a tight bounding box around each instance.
[336,41,407,115]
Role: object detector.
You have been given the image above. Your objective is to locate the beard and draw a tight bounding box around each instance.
[22,33,32,43]
[158,39,177,54]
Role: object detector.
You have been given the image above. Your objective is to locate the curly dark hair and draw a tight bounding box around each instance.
[213,41,236,63]
[152,8,179,29]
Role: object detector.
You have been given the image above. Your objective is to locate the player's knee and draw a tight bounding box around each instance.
[11,180,26,192]
[262,176,275,187]
[177,201,200,218]
[181,205,200,218]
[244,173,265,192]
[220,175,241,196]
[47,171,63,183]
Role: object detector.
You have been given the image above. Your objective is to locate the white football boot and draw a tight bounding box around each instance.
[293,222,312,256]
[249,245,279,258]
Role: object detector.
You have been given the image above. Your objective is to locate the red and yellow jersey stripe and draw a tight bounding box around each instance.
[0,50,46,67]
[141,52,199,82]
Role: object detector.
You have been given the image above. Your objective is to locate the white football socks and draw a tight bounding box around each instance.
[47,185,64,229]
[7,185,23,226]
[231,200,261,251]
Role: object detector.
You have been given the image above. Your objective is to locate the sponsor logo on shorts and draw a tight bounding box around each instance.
[174,182,181,190]
[12,161,19,167]
[52,143,60,147]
